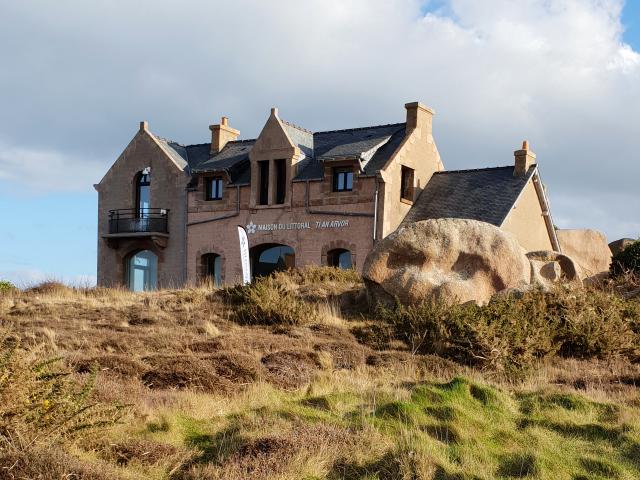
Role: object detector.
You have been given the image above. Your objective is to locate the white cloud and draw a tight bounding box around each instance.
[0,0,638,238]
[0,140,106,193]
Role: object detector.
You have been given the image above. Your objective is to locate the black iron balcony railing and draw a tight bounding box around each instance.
[108,208,169,234]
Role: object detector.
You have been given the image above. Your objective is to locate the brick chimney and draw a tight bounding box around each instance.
[514,140,536,176]
[405,101,435,133]
[209,116,240,154]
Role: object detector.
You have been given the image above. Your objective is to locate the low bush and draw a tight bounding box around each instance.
[274,265,361,286]
[0,279,16,293]
[611,239,640,275]
[0,334,129,457]
[376,287,640,372]
[224,275,319,325]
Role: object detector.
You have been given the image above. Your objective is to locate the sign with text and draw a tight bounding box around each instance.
[245,219,349,234]
[237,225,251,284]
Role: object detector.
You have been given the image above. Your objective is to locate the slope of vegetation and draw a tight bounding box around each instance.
[1,268,639,479]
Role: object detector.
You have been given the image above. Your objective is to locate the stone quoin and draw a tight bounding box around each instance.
[95,102,559,291]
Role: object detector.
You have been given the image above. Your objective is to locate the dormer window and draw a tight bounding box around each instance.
[333,167,353,192]
[205,176,223,200]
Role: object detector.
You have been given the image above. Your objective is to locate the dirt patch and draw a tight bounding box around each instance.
[261,350,323,388]
[73,354,147,378]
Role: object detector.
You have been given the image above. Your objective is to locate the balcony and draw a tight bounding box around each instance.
[108,208,169,234]
[103,208,169,249]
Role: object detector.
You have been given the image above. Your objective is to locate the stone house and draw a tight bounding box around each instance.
[95,101,558,290]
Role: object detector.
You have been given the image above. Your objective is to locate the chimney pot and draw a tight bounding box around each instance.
[209,116,240,154]
[404,101,435,132]
[139,121,148,132]
[514,139,536,176]
[270,107,278,117]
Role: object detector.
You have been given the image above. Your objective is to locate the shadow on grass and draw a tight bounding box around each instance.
[497,453,538,478]
[327,451,402,480]
[184,424,244,465]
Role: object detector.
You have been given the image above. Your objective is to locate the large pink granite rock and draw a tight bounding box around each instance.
[363,218,531,305]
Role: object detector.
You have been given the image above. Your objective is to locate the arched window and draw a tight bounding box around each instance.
[202,253,222,286]
[127,250,158,291]
[327,248,352,269]
[250,243,295,278]
[135,170,151,218]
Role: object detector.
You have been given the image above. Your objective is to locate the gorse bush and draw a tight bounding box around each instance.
[0,280,16,293]
[611,239,640,275]
[0,335,128,452]
[376,287,640,372]
[224,275,319,325]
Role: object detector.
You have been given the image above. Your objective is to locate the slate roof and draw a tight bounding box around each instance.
[402,166,537,227]
[151,121,406,185]
[154,137,189,170]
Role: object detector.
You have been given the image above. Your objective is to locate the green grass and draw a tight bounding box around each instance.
[134,377,640,479]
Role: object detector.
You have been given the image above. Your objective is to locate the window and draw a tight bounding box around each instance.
[258,160,269,205]
[327,248,353,269]
[250,243,295,277]
[275,159,286,204]
[136,170,150,218]
[333,167,353,192]
[205,176,223,200]
[202,253,222,286]
[401,166,415,201]
[127,250,158,292]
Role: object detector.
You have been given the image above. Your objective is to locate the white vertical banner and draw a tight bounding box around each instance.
[237,225,251,285]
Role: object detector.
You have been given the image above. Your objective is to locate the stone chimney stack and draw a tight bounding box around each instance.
[210,116,240,154]
[405,102,435,133]
[514,140,536,176]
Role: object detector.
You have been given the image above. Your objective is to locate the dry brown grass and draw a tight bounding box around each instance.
[1,272,639,479]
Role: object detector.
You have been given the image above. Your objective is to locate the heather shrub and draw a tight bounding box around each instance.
[224,275,319,325]
[611,239,640,275]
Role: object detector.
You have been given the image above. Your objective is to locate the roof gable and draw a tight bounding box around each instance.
[402,166,537,227]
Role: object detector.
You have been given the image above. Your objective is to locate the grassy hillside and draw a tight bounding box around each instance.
[1,269,639,479]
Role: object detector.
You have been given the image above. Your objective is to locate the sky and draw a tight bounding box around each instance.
[0,0,639,286]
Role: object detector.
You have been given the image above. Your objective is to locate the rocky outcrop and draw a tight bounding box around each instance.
[363,219,531,305]
[556,229,612,279]
[609,238,636,256]
[526,251,583,289]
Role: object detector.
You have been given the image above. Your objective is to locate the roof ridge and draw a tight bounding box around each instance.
[155,136,184,147]
[315,122,405,135]
[434,165,513,174]
[280,119,313,134]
